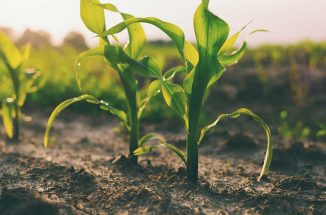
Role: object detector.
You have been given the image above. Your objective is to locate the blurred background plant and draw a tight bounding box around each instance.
[277,110,311,140]
[0,31,41,141]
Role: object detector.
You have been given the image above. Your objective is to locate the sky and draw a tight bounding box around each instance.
[0,0,325,46]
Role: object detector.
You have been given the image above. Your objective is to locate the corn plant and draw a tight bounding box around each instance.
[99,0,273,182]
[44,0,166,164]
[0,32,40,141]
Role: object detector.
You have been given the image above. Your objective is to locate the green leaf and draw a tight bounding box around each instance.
[217,25,265,68]
[219,42,247,67]
[202,0,209,7]
[21,44,31,61]
[104,45,161,78]
[137,56,161,78]
[134,143,186,165]
[148,79,162,98]
[104,45,125,65]
[44,94,130,146]
[138,80,162,119]
[95,2,118,12]
[218,26,267,68]
[192,0,229,89]
[137,97,150,120]
[80,0,105,34]
[139,133,165,147]
[99,17,186,60]
[161,81,187,121]
[250,29,269,35]
[0,32,22,69]
[121,14,145,59]
[163,66,186,81]
[95,3,146,59]
[44,94,97,148]
[198,108,273,181]
[18,69,41,106]
[219,20,252,55]
[0,59,7,72]
[207,65,226,88]
[2,99,13,139]
[75,46,104,90]
[98,100,129,130]
[185,0,230,140]
[184,41,199,69]
[75,46,104,66]
[219,32,241,55]
[183,68,195,97]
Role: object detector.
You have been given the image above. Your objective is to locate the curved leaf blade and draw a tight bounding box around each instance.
[219,42,247,67]
[44,94,97,148]
[134,143,187,165]
[75,46,104,90]
[161,81,187,121]
[163,66,186,81]
[21,44,31,61]
[80,0,106,34]
[138,80,162,119]
[139,133,166,147]
[122,14,146,59]
[219,31,241,55]
[99,17,186,59]
[193,0,229,88]
[219,20,252,55]
[184,41,199,69]
[183,68,195,98]
[250,29,269,35]
[198,108,273,181]
[148,79,162,98]
[98,100,129,130]
[0,32,22,69]
[104,45,161,78]
[95,3,146,59]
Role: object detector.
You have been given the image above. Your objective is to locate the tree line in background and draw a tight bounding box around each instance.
[0,26,88,50]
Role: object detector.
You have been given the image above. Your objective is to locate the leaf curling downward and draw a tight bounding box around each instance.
[198,108,273,181]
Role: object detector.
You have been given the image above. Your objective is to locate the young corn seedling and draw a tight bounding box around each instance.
[44,0,166,164]
[0,32,40,141]
[100,0,273,183]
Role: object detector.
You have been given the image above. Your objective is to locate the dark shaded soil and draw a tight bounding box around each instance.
[0,110,325,215]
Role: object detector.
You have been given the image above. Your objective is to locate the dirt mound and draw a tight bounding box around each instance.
[271,141,326,174]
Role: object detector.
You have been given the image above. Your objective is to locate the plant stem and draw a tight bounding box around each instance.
[13,105,21,142]
[128,79,139,164]
[118,69,139,164]
[187,96,204,183]
[9,66,21,142]
[186,128,198,183]
[129,115,139,164]
[186,69,206,183]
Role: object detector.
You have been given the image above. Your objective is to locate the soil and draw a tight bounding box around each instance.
[0,110,325,215]
[0,66,325,214]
